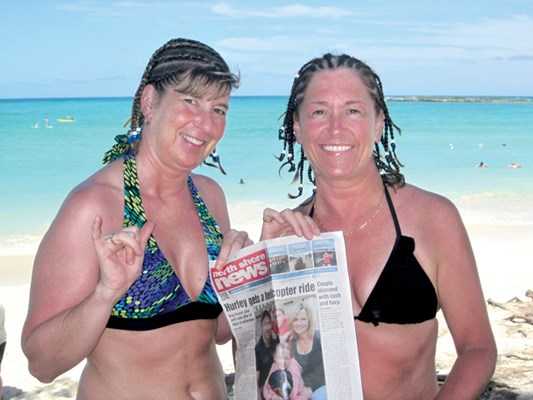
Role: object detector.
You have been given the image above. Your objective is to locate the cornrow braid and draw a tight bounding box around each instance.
[276,53,405,198]
[103,38,240,164]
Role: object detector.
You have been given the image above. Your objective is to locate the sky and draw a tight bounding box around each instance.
[1,1,532,99]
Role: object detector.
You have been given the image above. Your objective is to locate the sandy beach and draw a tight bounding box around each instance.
[1,214,532,399]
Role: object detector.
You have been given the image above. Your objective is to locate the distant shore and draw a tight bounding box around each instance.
[386,96,533,103]
[1,95,532,103]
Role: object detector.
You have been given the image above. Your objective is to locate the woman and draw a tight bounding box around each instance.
[287,303,326,400]
[22,38,251,399]
[261,54,497,399]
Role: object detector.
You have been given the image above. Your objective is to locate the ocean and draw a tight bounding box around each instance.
[1,96,533,255]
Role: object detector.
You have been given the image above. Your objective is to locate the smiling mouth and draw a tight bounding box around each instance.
[182,133,204,146]
[322,144,352,152]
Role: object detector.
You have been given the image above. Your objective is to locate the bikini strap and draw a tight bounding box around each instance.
[309,187,399,236]
[383,185,402,237]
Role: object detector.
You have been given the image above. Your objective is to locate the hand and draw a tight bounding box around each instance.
[92,215,155,302]
[301,386,313,398]
[261,208,320,241]
[215,229,254,269]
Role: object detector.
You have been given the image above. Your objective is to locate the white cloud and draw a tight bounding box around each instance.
[212,2,356,19]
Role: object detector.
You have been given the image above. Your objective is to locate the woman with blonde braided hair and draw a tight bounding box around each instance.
[22,38,251,399]
[260,54,496,399]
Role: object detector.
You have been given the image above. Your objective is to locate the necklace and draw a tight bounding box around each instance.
[314,195,385,237]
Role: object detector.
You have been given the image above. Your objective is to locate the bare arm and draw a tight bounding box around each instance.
[429,199,497,398]
[21,187,153,382]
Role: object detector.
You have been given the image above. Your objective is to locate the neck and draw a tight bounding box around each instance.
[135,144,191,199]
[312,173,385,235]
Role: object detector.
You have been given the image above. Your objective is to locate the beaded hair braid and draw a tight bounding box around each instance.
[103,38,240,168]
[277,53,404,198]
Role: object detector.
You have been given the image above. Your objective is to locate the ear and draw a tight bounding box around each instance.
[141,84,157,121]
[374,110,385,144]
[293,113,303,144]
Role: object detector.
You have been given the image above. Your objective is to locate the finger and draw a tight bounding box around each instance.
[124,245,137,266]
[113,224,145,249]
[264,208,291,225]
[140,221,156,249]
[262,208,278,223]
[92,216,105,251]
[226,232,253,259]
[292,212,321,240]
[216,230,239,269]
[278,209,303,236]
[216,230,252,269]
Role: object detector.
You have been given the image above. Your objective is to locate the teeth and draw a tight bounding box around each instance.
[323,145,352,152]
[182,133,204,145]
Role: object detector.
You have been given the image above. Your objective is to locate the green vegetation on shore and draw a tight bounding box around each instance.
[386,96,532,103]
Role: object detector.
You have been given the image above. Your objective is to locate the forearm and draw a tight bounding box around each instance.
[22,287,114,383]
[435,346,497,399]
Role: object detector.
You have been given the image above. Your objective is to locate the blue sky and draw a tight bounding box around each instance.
[1,1,532,98]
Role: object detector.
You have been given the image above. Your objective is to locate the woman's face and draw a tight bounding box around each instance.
[292,308,310,336]
[141,83,229,172]
[293,68,384,185]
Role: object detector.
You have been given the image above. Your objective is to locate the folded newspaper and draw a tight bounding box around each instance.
[210,232,363,400]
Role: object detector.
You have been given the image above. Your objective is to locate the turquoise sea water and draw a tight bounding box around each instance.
[1,96,533,254]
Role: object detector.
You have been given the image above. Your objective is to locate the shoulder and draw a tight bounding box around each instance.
[392,183,462,226]
[63,163,123,218]
[190,173,225,199]
[45,162,124,241]
[391,184,470,264]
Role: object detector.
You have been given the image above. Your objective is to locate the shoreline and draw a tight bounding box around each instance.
[1,216,532,398]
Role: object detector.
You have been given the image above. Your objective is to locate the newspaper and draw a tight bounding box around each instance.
[210,232,363,400]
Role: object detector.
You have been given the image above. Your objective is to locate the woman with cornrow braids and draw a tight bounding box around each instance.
[260,54,496,399]
[22,38,251,399]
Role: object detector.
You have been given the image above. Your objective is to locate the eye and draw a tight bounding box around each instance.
[348,108,360,114]
[184,98,195,105]
[311,109,325,116]
[214,107,227,116]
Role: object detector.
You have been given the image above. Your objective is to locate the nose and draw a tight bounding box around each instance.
[194,108,214,132]
[329,112,343,134]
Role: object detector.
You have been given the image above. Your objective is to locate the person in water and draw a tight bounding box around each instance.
[22,38,251,399]
[260,53,496,399]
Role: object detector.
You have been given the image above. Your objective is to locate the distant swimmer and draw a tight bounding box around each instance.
[32,122,39,128]
[476,161,488,168]
[509,162,522,169]
[502,142,507,147]
[239,178,245,184]
[449,144,454,150]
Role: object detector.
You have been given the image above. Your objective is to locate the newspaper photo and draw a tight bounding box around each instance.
[210,232,363,400]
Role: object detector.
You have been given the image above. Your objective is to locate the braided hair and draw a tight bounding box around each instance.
[277,53,404,199]
[103,38,240,166]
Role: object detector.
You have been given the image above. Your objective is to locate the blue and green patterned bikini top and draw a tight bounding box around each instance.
[106,152,223,331]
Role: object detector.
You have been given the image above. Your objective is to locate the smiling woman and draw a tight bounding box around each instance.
[21,38,253,400]
[260,53,497,399]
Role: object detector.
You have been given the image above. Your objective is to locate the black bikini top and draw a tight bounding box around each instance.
[310,186,438,326]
